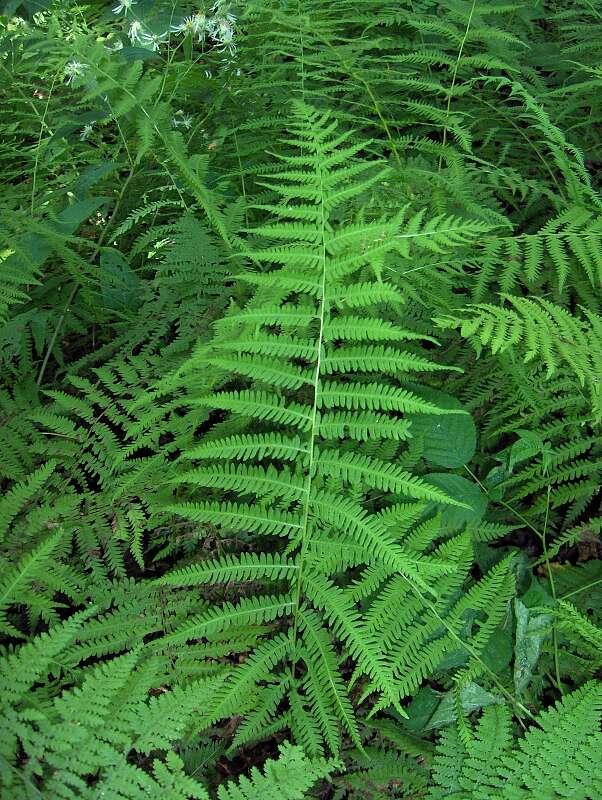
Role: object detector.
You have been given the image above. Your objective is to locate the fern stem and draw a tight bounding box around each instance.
[403,576,538,728]
[35,283,79,387]
[439,0,476,171]
[233,127,249,227]
[289,1,310,674]
[542,486,564,695]
[0,60,53,134]
[290,142,328,679]
[314,32,402,169]
[30,68,61,215]
[560,576,602,601]
[474,95,564,196]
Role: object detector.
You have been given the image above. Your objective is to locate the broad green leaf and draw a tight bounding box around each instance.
[513,598,552,696]
[99,247,142,311]
[407,388,476,468]
[400,682,503,733]
[425,474,487,532]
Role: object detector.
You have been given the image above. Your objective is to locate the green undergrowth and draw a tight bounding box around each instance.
[0,1,600,797]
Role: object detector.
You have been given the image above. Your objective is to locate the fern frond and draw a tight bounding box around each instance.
[157,594,294,646]
[217,741,334,800]
[158,553,298,587]
[430,682,602,799]
[436,296,602,418]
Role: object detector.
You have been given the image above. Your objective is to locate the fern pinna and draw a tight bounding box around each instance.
[155,103,515,755]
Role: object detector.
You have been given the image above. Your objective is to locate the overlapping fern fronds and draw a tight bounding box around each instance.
[1,1,601,796]
[151,102,515,752]
[429,682,602,799]
[437,295,602,420]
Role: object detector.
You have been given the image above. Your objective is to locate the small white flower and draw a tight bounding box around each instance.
[64,61,87,85]
[211,0,236,21]
[170,110,193,129]
[209,15,236,53]
[193,12,208,36]
[112,0,136,15]
[80,123,94,141]
[216,19,234,43]
[140,30,168,52]
[171,13,207,37]
[170,18,188,35]
[128,20,144,45]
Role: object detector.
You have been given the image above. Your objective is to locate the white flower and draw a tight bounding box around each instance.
[193,12,208,35]
[170,18,188,35]
[216,19,234,43]
[112,0,136,15]
[64,61,87,85]
[170,110,193,129]
[140,30,168,52]
[80,123,94,141]
[128,20,144,45]
[171,13,207,37]
[209,15,236,53]
[211,0,236,21]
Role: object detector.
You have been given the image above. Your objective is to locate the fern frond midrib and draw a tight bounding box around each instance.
[290,137,329,674]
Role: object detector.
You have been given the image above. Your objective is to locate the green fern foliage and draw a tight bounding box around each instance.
[217,742,334,800]
[159,103,497,747]
[1,1,601,797]
[429,682,602,799]
[436,296,602,419]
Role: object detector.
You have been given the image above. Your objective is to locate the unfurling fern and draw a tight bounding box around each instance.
[154,103,513,754]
